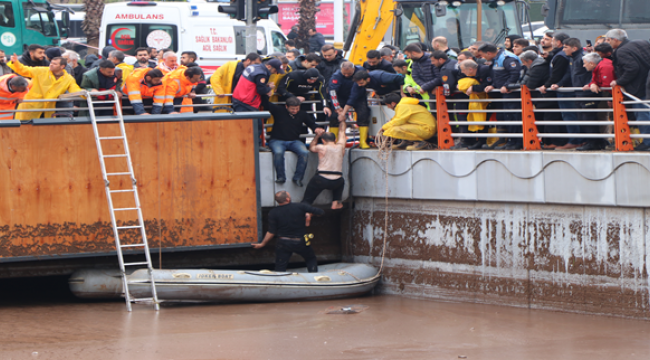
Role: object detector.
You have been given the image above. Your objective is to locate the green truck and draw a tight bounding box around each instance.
[0,0,70,55]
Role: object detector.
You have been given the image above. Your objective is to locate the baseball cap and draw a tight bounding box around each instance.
[265,58,285,74]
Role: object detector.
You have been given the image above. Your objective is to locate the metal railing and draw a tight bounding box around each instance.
[433,86,647,151]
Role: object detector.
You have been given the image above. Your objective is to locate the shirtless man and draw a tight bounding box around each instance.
[301,119,347,210]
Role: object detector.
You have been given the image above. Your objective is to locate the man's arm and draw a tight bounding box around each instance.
[251,231,274,249]
[337,118,347,146]
[8,55,33,78]
[255,74,273,96]
[310,131,322,153]
[420,66,442,92]
[276,74,293,98]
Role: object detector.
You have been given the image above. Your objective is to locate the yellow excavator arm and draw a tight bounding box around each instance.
[344,0,397,66]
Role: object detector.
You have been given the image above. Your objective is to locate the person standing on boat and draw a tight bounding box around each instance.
[252,191,324,272]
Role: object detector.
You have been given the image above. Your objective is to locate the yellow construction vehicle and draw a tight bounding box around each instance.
[344,0,534,65]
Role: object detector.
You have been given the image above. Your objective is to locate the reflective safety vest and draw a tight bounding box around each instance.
[163,68,194,113]
[0,74,29,120]
[125,67,165,113]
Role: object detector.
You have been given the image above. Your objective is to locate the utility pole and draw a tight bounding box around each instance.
[245,0,257,54]
[333,0,343,44]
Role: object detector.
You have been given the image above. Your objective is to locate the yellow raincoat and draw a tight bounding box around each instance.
[116,62,133,91]
[382,97,436,141]
[210,60,239,113]
[8,61,82,121]
[456,77,488,132]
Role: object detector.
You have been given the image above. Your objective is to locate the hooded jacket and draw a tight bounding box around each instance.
[381,97,435,141]
[19,51,49,67]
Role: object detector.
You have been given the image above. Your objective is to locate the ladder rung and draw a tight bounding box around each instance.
[91,101,117,104]
[114,207,139,211]
[106,172,132,176]
[120,243,146,248]
[95,118,121,122]
[99,136,125,140]
[109,189,135,193]
[131,297,155,302]
[124,261,149,266]
[116,225,143,229]
[103,154,128,158]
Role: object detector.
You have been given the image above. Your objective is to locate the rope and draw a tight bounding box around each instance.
[374,130,393,274]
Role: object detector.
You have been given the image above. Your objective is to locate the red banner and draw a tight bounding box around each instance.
[277,2,351,37]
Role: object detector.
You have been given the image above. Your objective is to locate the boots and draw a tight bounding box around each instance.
[330,127,339,141]
[359,126,370,149]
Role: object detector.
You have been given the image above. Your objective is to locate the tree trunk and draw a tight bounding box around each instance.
[81,0,104,55]
[297,0,320,53]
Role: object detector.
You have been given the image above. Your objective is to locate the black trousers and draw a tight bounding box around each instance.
[275,239,318,272]
[302,175,345,204]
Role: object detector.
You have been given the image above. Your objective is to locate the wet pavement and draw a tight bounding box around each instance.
[2,291,650,360]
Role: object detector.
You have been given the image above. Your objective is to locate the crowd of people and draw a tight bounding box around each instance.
[2,26,650,195]
[0,44,209,120]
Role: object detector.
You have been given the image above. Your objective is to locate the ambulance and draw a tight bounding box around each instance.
[99,0,288,76]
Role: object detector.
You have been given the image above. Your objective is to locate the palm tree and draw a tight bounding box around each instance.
[81,0,104,54]
[297,0,319,52]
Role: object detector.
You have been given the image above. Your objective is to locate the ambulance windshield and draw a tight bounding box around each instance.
[106,24,178,55]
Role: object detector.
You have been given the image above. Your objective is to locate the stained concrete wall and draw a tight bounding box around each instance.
[351,198,650,319]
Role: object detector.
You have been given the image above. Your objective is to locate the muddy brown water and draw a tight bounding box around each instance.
[2,287,650,360]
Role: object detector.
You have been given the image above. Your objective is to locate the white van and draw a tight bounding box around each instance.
[99,0,287,76]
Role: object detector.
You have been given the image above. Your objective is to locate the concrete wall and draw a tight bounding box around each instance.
[351,198,650,318]
[348,149,650,319]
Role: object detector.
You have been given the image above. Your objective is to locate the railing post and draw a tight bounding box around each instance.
[436,87,453,150]
[520,85,541,151]
[612,86,634,152]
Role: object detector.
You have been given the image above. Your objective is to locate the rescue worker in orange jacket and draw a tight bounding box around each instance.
[162,66,202,114]
[0,74,29,119]
[125,68,165,115]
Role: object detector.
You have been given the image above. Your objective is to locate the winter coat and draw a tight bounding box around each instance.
[411,53,439,92]
[521,57,549,89]
[612,39,650,98]
[18,51,49,67]
[308,33,326,53]
[317,49,345,87]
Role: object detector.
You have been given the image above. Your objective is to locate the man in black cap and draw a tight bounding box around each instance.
[276,67,331,124]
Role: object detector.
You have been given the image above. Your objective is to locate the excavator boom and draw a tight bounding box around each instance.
[344,0,396,65]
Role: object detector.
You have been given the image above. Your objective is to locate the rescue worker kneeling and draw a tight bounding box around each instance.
[378,93,436,151]
[0,74,29,120]
[162,66,202,114]
[125,68,165,115]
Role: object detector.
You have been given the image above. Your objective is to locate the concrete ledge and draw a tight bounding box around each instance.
[259,151,350,207]
[350,150,650,207]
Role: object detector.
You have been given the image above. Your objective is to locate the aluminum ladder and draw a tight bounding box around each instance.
[85,90,160,311]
